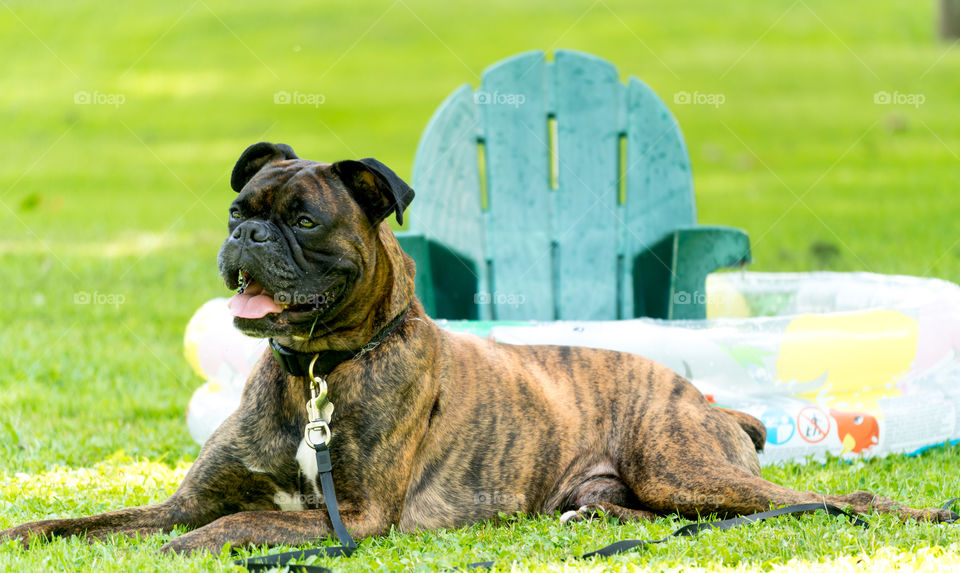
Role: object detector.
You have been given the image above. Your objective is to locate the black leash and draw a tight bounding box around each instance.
[236,498,885,571]
[236,442,355,572]
[581,502,870,559]
[463,502,870,569]
[942,497,960,512]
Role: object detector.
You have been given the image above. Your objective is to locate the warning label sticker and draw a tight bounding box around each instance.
[797,406,831,443]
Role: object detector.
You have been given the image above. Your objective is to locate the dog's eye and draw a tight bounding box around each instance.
[296,216,316,229]
[230,209,243,221]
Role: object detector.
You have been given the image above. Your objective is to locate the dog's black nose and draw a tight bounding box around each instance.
[232,220,272,243]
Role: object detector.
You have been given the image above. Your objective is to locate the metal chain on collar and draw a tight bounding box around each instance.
[353,340,381,359]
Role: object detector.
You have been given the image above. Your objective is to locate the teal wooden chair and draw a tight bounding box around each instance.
[396,50,750,321]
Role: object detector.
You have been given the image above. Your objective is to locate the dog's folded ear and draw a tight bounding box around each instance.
[231,142,299,192]
[331,158,415,226]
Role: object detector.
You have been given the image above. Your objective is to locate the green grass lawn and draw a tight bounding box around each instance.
[2,0,960,570]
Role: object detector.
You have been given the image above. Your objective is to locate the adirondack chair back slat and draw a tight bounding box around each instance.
[480,52,553,320]
[405,49,708,321]
[409,85,485,276]
[622,77,697,317]
[551,51,623,320]
[407,85,488,318]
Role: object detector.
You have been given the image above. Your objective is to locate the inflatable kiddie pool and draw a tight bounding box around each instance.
[184,272,960,466]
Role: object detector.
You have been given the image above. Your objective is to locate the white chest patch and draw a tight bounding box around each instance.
[273,439,325,511]
[296,437,321,486]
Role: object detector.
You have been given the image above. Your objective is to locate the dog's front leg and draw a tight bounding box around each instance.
[0,413,286,548]
[0,453,277,548]
[0,499,186,548]
[160,505,387,555]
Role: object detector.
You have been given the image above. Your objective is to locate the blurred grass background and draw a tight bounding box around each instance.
[1,0,959,570]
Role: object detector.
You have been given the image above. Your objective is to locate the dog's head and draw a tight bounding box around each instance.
[217,142,415,346]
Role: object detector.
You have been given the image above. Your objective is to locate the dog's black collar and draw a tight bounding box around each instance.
[269,306,411,378]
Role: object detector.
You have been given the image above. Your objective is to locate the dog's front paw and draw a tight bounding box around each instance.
[161,527,234,556]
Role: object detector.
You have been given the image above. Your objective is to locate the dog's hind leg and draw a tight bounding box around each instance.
[624,403,957,523]
[558,474,658,524]
[646,464,957,523]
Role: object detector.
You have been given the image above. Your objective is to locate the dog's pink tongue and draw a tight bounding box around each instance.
[228,292,283,319]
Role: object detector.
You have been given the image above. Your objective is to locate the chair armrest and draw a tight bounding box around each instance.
[395,232,481,319]
[395,232,437,316]
[635,225,751,320]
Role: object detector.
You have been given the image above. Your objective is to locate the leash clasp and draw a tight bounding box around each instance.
[305,420,331,449]
[306,354,333,449]
[306,354,329,419]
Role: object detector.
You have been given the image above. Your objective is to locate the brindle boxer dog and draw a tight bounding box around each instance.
[2,142,955,555]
